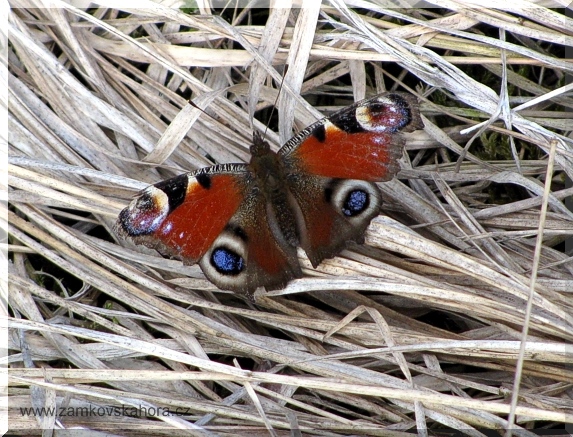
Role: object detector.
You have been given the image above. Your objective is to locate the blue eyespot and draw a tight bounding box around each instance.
[342,190,369,217]
[211,248,245,275]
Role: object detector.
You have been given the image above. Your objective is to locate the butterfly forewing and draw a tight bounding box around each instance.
[116,165,249,264]
[280,92,422,181]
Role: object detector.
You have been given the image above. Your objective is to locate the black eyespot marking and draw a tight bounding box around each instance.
[211,248,245,276]
[117,206,149,236]
[196,173,211,189]
[312,124,326,142]
[324,186,333,203]
[331,111,364,134]
[225,224,248,242]
[391,94,413,126]
[342,190,369,217]
[154,175,187,212]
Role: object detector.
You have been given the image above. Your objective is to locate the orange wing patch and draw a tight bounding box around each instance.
[117,172,245,264]
[292,123,401,181]
[155,174,244,261]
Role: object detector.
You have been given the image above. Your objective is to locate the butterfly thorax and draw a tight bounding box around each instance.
[249,131,271,157]
[248,132,288,195]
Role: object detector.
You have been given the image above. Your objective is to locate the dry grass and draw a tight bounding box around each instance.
[6,2,573,435]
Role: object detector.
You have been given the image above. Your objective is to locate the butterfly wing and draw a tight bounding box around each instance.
[280,92,422,266]
[280,92,422,181]
[116,165,249,264]
[116,164,301,295]
[198,187,302,294]
[287,174,383,267]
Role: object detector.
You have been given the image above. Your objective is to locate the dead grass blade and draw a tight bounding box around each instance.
[7,2,573,435]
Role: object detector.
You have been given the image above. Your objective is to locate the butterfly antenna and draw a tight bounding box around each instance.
[262,64,289,141]
[188,97,217,122]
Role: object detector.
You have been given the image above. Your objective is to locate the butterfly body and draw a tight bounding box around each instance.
[248,134,300,248]
[116,92,423,295]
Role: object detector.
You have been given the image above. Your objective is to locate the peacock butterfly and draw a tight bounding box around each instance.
[115,92,423,295]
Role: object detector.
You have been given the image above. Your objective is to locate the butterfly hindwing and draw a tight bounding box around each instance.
[198,189,302,294]
[287,174,383,267]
